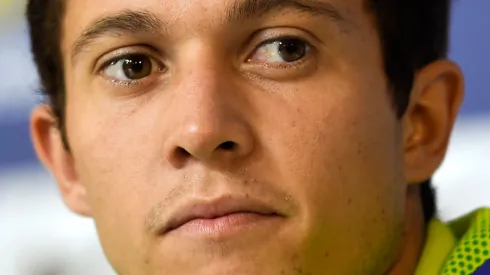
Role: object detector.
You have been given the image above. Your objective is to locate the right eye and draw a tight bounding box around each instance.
[102,54,156,82]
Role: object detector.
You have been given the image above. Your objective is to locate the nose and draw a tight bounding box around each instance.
[162,64,255,168]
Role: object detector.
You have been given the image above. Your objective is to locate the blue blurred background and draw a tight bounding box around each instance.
[0,0,489,274]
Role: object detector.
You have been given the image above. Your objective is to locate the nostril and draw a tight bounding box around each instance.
[219,141,237,151]
[175,147,191,158]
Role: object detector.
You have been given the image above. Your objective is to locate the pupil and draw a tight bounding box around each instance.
[122,55,150,79]
[278,39,306,62]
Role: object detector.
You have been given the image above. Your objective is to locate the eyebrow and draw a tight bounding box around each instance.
[227,0,346,23]
[70,0,347,62]
[71,10,164,62]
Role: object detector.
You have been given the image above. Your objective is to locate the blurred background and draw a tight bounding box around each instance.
[0,0,489,274]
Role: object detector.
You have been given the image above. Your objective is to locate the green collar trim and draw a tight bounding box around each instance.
[441,208,490,274]
[415,208,490,275]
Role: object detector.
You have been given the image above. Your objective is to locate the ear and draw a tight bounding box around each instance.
[403,60,464,184]
[30,105,92,216]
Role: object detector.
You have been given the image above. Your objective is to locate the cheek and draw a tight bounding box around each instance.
[267,76,404,204]
[260,75,406,266]
[65,95,166,260]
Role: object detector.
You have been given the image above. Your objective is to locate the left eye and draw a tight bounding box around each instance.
[249,38,310,64]
[102,54,154,81]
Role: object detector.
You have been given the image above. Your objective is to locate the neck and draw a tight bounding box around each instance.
[386,185,427,275]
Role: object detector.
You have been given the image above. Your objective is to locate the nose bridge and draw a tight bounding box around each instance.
[162,50,254,166]
[177,49,230,134]
[176,39,225,109]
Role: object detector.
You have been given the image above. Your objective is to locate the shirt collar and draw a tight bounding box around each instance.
[414,219,457,275]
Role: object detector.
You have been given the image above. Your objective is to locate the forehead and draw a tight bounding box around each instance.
[61,0,369,47]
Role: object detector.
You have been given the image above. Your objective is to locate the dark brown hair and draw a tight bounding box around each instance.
[27,0,449,221]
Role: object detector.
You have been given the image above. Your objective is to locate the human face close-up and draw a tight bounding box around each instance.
[29,0,465,274]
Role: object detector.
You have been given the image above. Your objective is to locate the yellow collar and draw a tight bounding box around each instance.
[414,219,456,275]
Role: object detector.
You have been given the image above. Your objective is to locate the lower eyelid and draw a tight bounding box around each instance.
[250,49,313,67]
[242,50,318,81]
[109,79,141,87]
[108,67,169,90]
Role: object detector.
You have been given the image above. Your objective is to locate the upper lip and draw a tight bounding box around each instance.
[161,196,281,234]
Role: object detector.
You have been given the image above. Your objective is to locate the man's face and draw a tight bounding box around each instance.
[58,0,408,274]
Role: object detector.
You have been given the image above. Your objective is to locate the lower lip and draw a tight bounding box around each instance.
[171,212,280,237]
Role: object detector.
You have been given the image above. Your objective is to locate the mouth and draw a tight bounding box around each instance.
[161,197,283,238]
